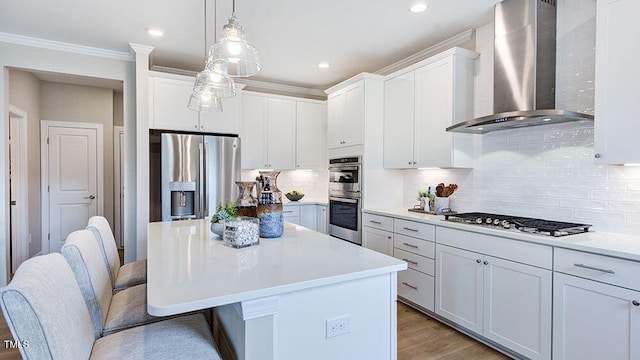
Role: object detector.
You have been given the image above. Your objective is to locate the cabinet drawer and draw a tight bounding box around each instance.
[394,234,435,259]
[395,248,434,276]
[363,213,393,232]
[394,219,435,240]
[398,268,434,311]
[554,248,640,291]
[282,206,300,218]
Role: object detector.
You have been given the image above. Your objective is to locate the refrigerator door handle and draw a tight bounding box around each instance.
[198,142,204,219]
[202,141,209,218]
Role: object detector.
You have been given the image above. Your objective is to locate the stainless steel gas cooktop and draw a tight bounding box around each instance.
[443,212,592,237]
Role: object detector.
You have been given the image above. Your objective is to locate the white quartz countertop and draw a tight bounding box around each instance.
[147,220,406,316]
[364,208,640,262]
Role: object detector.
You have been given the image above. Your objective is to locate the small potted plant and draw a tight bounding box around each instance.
[210,201,238,237]
[416,191,431,211]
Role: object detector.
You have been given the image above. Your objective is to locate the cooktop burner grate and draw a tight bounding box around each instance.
[444,212,591,237]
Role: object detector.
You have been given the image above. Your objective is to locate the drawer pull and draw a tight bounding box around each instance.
[632,300,640,307]
[369,220,382,224]
[573,263,615,274]
[402,258,418,265]
[283,211,294,213]
[402,242,418,249]
[402,282,418,290]
[403,227,419,232]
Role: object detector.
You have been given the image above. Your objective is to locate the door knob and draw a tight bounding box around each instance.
[84,195,96,200]
[633,300,640,306]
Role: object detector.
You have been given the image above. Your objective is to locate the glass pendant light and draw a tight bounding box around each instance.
[189,0,234,112]
[208,0,261,77]
[188,92,223,112]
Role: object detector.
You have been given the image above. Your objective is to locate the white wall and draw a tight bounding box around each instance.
[401,0,640,235]
[7,70,41,257]
[0,40,136,285]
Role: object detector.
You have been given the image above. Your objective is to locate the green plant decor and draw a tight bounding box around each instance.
[416,191,429,201]
[211,201,238,223]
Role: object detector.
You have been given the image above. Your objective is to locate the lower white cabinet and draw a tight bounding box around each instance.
[283,204,327,234]
[435,244,552,360]
[553,248,640,360]
[316,205,327,234]
[362,226,393,256]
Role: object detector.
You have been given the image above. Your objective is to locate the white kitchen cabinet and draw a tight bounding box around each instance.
[362,226,393,256]
[327,83,363,148]
[282,205,301,225]
[316,205,327,234]
[594,0,640,164]
[553,248,640,360]
[436,242,552,360]
[149,73,240,134]
[383,72,415,168]
[241,93,296,170]
[299,205,316,230]
[296,101,326,169]
[325,74,384,150]
[383,48,476,169]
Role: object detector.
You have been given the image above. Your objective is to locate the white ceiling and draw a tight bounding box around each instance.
[0,0,500,90]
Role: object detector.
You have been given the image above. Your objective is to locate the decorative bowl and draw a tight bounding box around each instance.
[285,192,304,201]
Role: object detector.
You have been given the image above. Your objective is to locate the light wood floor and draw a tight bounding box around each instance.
[0,300,509,359]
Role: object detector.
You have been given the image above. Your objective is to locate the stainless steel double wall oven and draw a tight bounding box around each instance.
[328,156,362,245]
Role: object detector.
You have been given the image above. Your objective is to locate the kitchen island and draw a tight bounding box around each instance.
[147,220,406,360]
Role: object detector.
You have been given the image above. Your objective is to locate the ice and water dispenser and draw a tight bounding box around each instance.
[169,181,196,219]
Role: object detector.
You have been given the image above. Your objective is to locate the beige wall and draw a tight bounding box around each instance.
[113,92,123,127]
[8,69,42,257]
[40,82,116,232]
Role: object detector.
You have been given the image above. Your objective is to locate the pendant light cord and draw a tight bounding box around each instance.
[232,0,236,14]
[203,0,207,59]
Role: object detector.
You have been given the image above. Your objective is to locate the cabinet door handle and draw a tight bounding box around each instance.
[573,263,615,274]
[401,282,418,290]
[402,227,419,232]
[369,220,382,224]
[476,259,482,264]
[594,153,601,159]
[402,258,418,265]
[632,300,640,306]
[402,242,418,249]
[483,260,489,265]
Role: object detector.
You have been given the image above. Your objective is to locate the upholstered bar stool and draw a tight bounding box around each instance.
[0,253,221,359]
[87,216,147,292]
[62,229,162,336]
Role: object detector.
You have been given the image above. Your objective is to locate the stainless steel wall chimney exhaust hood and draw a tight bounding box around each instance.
[447,0,594,134]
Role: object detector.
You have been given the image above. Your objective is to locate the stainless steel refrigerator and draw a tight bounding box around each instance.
[149,132,240,222]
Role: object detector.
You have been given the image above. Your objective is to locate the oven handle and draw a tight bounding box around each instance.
[329,197,359,204]
[329,166,360,171]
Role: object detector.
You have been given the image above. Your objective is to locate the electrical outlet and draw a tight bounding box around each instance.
[326,314,351,338]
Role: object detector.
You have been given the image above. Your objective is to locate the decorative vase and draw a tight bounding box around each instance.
[256,170,284,238]
[210,222,224,237]
[235,181,258,218]
[419,197,427,210]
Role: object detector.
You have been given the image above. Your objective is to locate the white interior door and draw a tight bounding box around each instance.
[8,109,29,274]
[42,121,103,253]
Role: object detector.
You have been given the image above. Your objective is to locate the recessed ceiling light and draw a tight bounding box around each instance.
[410,3,427,13]
[476,127,484,131]
[318,62,330,69]
[147,28,164,37]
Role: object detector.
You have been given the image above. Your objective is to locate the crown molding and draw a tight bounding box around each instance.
[374,29,475,76]
[236,78,326,98]
[129,43,154,56]
[0,32,134,62]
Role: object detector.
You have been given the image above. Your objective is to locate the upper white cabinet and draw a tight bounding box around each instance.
[241,93,296,170]
[296,101,327,169]
[594,0,640,164]
[241,92,326,170]
[149,72,240,134]
[383,48,476,168]
[325,74,384,150]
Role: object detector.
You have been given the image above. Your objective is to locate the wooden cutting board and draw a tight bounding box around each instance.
[408,208,456,215]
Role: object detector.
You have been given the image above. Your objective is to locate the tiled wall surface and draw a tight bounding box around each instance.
[403,0,640,235]
[241,170,328,202]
